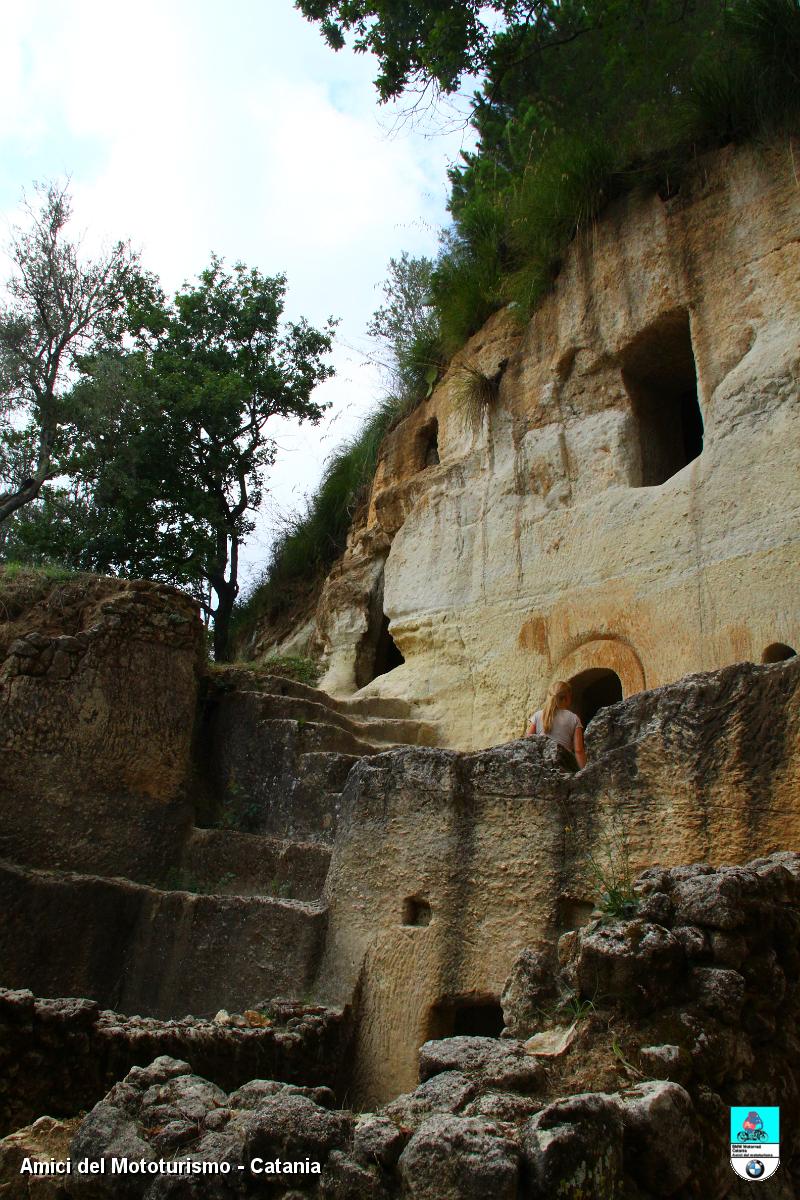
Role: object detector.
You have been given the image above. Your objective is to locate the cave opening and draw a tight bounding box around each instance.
[402,896,432,927]
[568,667,623,728]
[427,996,505,1040]
[418,418,440,469]
[372,615,404,679]
[621,310,703,486]
[762,643,796,664]
[355,566,405,687]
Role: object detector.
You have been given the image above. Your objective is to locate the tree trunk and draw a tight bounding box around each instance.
[210,531,239,662]
[0,423,53,525]
[213,581,236,661]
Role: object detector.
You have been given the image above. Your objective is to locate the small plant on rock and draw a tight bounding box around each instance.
[560,994,596,1023]
[567,814,640,919]
[452,362,502,432]
[585,822,640,919]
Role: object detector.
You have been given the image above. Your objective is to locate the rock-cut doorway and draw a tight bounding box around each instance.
[568,667,623,728]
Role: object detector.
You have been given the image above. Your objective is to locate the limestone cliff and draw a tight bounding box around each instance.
[261,139,799,751]
[0,134,798,1199]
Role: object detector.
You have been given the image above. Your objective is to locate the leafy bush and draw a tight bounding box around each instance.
[432,0,800,338]
[685,0,800,143]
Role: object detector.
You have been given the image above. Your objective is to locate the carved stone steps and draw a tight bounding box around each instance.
[178,827,331,901]
[0,858,326,1020]
[236,690,437,748]
[216,669,413,721]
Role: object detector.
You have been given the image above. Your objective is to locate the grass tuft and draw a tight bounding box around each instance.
[452,364,502,432]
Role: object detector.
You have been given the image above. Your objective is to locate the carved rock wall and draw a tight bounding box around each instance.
[316,657,800,1105]
[0,575,204,882]
[309,140,800,750]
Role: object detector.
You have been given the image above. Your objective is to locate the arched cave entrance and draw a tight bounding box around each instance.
[621,310,704,486]
[427,995,505,1040]
[354,568,405,688]
[762,643,796,664]
[568,667,623,728]
[417,418,440,469]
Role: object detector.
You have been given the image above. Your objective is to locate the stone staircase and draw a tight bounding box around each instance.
[0,667,437,1021]
[192,672,437,886]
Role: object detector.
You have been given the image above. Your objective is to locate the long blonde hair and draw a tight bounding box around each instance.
[542,679,572,733]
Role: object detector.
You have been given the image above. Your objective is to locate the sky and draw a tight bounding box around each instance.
[0,0,474,586]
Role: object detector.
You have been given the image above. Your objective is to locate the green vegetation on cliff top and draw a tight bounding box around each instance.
[235,0,799,643]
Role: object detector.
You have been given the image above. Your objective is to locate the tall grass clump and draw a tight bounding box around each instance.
[430,192,508,356]
[452,363,502,432]
[231,392,414,640]
[685,0,800,143]
[502,132,622,320]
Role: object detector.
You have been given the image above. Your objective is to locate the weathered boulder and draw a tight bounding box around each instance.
[571,919,685,1010]
[417,1037,544,1093]
[500,948,556,1038]
[0,1115,81,1199]
[383,1072,478,1131]
[615,1080,696,1196]
[688,966,745,1024]
[352,1114,409,1167]
[242,1092,352,1170]
[398,1115,520,1200]
[523,1093,625,1200]
[320,1150,390,1199]
[68,1056,352,1198]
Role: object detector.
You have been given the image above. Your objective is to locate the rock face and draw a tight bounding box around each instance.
[1,565,797,1114]
[5,851,796,1199]
[0,574,204,882]
[0,574,434,1025]
[317,654,798,1104]
[262,140,800,751]
[0,140,798,1187]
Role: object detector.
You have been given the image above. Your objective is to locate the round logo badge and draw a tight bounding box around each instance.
[746,1161,766,1179]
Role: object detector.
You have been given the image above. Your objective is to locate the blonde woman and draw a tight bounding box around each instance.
[526,679,586,768]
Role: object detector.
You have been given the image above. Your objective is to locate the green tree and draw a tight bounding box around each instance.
[0,182,136,525]
[366,253,441,404]
[8,258,336,660]
[294,0,564,100]
[88,258,335,662]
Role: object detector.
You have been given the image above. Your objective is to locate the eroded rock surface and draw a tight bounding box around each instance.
[6,852,797,1198]
[0,991,349,1138]
[319,657,798,1103]
[247,141,800,757]
[0,574,203,883]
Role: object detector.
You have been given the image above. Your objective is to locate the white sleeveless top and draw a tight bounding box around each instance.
[530,707,582,752]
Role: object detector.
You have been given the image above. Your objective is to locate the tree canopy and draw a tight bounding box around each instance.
[0,183,137,525]
[3,250,336,660]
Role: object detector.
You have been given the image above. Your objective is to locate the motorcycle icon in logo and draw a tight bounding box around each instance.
[738,1112,768,1142]
[730,1105,780,1181]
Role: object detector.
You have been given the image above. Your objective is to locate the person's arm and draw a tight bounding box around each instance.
[525,722,536,737]
[573,724,587,769]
